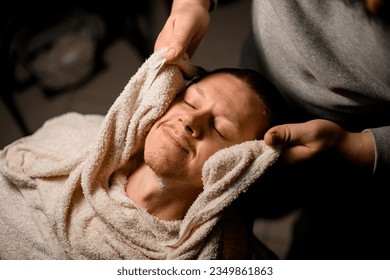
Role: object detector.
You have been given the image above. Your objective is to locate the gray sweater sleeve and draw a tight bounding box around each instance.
[367,127,390,177]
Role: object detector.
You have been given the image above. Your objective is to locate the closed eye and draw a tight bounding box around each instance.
[184,99,196,109]
[210,119,227,140]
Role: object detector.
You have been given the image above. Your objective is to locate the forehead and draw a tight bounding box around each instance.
[195,72,262,106]
[194,72,266,133]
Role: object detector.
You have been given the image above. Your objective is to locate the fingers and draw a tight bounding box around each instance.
[155,20,191,58]
[154,22,197,62]
[279,145,313,165]
[265,125,311,165]
[154,1,211,62]
[264,120,345,165]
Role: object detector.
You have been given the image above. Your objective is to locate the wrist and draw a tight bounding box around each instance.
[172,0,212,12]
[339,130,375,168]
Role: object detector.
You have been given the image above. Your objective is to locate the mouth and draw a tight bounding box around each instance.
[162,125,192,154]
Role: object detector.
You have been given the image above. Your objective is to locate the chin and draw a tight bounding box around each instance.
[144,148,181,177]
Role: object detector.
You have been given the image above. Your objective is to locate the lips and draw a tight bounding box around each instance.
[162,124,192,154]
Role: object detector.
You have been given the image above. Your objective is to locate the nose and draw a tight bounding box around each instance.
[179,112,205,138]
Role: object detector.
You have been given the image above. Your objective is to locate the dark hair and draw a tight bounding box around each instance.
[188,67,282,136]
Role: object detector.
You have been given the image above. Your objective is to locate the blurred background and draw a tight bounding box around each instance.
[0,0,299,259]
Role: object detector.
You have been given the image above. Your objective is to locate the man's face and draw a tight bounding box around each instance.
[144,72,267,190]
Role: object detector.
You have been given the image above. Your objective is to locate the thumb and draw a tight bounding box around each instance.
[154,26,191,62]
[165,36,192,62]
[264,125,292,146]
[165,46,182,62]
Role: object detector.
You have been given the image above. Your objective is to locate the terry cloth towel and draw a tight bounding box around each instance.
[0,48,280,259]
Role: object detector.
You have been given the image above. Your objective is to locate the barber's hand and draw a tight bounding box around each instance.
[154,0,211,62]
[264,119,375,167]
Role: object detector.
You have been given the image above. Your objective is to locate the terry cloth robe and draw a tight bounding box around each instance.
[0,48,280,259]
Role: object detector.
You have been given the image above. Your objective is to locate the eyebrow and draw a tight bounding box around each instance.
[195,85,205,97]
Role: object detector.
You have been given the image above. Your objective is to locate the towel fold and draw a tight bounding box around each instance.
[0,48,280,259]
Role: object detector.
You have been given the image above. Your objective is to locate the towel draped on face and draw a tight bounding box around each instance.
[0,48,280,259]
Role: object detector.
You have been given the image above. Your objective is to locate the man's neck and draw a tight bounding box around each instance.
[125,163,201,221]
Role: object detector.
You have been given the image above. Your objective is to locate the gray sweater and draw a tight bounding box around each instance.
[251,0,390,176]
